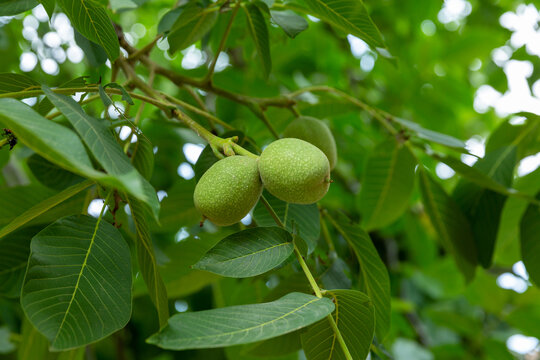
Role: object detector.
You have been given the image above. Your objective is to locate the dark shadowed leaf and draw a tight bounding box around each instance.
[301,290,375,360]
[147,292,334,350]
[0,0,37,16]
[194,227,294,277]
[21,215,132,350]
[520,195,540,287]
[27,154,85,190]
[244,3,272,77]
[245,330,302,357]
[131,133,155,181]
[418,168,476,280]
[270,10,308,38]
[328,215,391,341]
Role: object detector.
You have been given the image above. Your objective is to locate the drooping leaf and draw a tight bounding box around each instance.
[395,117,466,150]
[27,154,85,190]
[98,83,112,107]
[131,133,154,181]
[104,82,134,105]
[157,6,183,34]
[194,227,294,278]
[0,0,37,16]
[18,317,49,360]
[58,0,119,60]
[244,3,272,77]
[520,196,540,287]
[301,290,375,360]
[302,0,386,51]
[37,76,88,116]
[358,139,416,230]
[42,86,160,219]
[21,215,132,350]
[253,192,320,255]
[270,10,308,38]
[0,180,93,239]
[167,2,219,54]
[328,215,391,341]
[0,227,41,297]
[418,168,477,280]
[0,73,39,94]
[127,196,169,328]
[147,292,334,350]
[453,146,517,268]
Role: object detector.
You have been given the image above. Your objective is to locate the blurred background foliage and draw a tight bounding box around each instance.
[1,0,540,359]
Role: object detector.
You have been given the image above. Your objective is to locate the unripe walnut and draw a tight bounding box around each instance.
[283,116,337,170]
[194,156,262,226]
[258,138,330,204]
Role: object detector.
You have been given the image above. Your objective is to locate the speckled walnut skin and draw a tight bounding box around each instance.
[259,138,330,204]
[194,156,263,226]
[283,116,337,170]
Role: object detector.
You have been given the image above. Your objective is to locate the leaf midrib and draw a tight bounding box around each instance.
[79,0,110,56]
[53,216,104,346]
[204,242,292,265]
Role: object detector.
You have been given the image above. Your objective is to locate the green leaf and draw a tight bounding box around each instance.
[418,168,476,281]
[109,0,137,11]
[301,290,375,360]
[0,180,93,239]
[253,192,320,255]
[156,179,200,232]
[27,154,85,190]
[42,86,160,219]
[147,292,334,350]
[329,215,391,341]
[245,330,302,357]
[244,3,272,78]
[395,117,466,150]
[194,227,294,278]
[358,139,416,230]
[453,146,517,268]
[104,82,134,105]
[167,2,219,54]
[486,112,540,158]
[0,73,39,94]
[0,227,40,297]
[157,6,182,34]
[0,0,37,16]
[73,29,108,67]
[98,83,112,107]
[58,0,119,60]
[302,0,386,51]
[21,215,132,350]
[270,10,308,38]
[520,197,540,287]
[127,196,169,328]
[37,76,88,116]
[38,0,56,18]
[18,317,49,360]
[131,133,154,181]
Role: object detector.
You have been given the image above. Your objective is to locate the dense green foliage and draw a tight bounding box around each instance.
[0,0,539,359]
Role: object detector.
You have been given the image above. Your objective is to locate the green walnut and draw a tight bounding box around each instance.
[258,138,330,204]
[283,116,337,170]
[194,155,263,226]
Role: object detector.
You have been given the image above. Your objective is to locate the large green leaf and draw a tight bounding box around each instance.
[27,154,85,191]
[270,10,308,39]
[395,117,466,150]
[244,3,272,78]
[194,227,294,278]
[520,197,540,287]
[0,180,93,239]
[253,192,320,254]
[358,139,416,230]
[42,87,160,220]
[0,73,39,94]
[302,0,386,50]
[167,2,219,54]
[0,0,37,16]
[0,227,41,297]
[418,168,476,280]
[453,146,517,268]
[58,0,119,60]
[147,292,334,350]
[37,76,88,116]
[329,215,391,341]
[21,215,132,350]
[301,290,375,360]
[127,196,169,328]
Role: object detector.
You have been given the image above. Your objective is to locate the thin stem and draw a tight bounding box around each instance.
[203,2,239,83]
[259,196,352,360]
